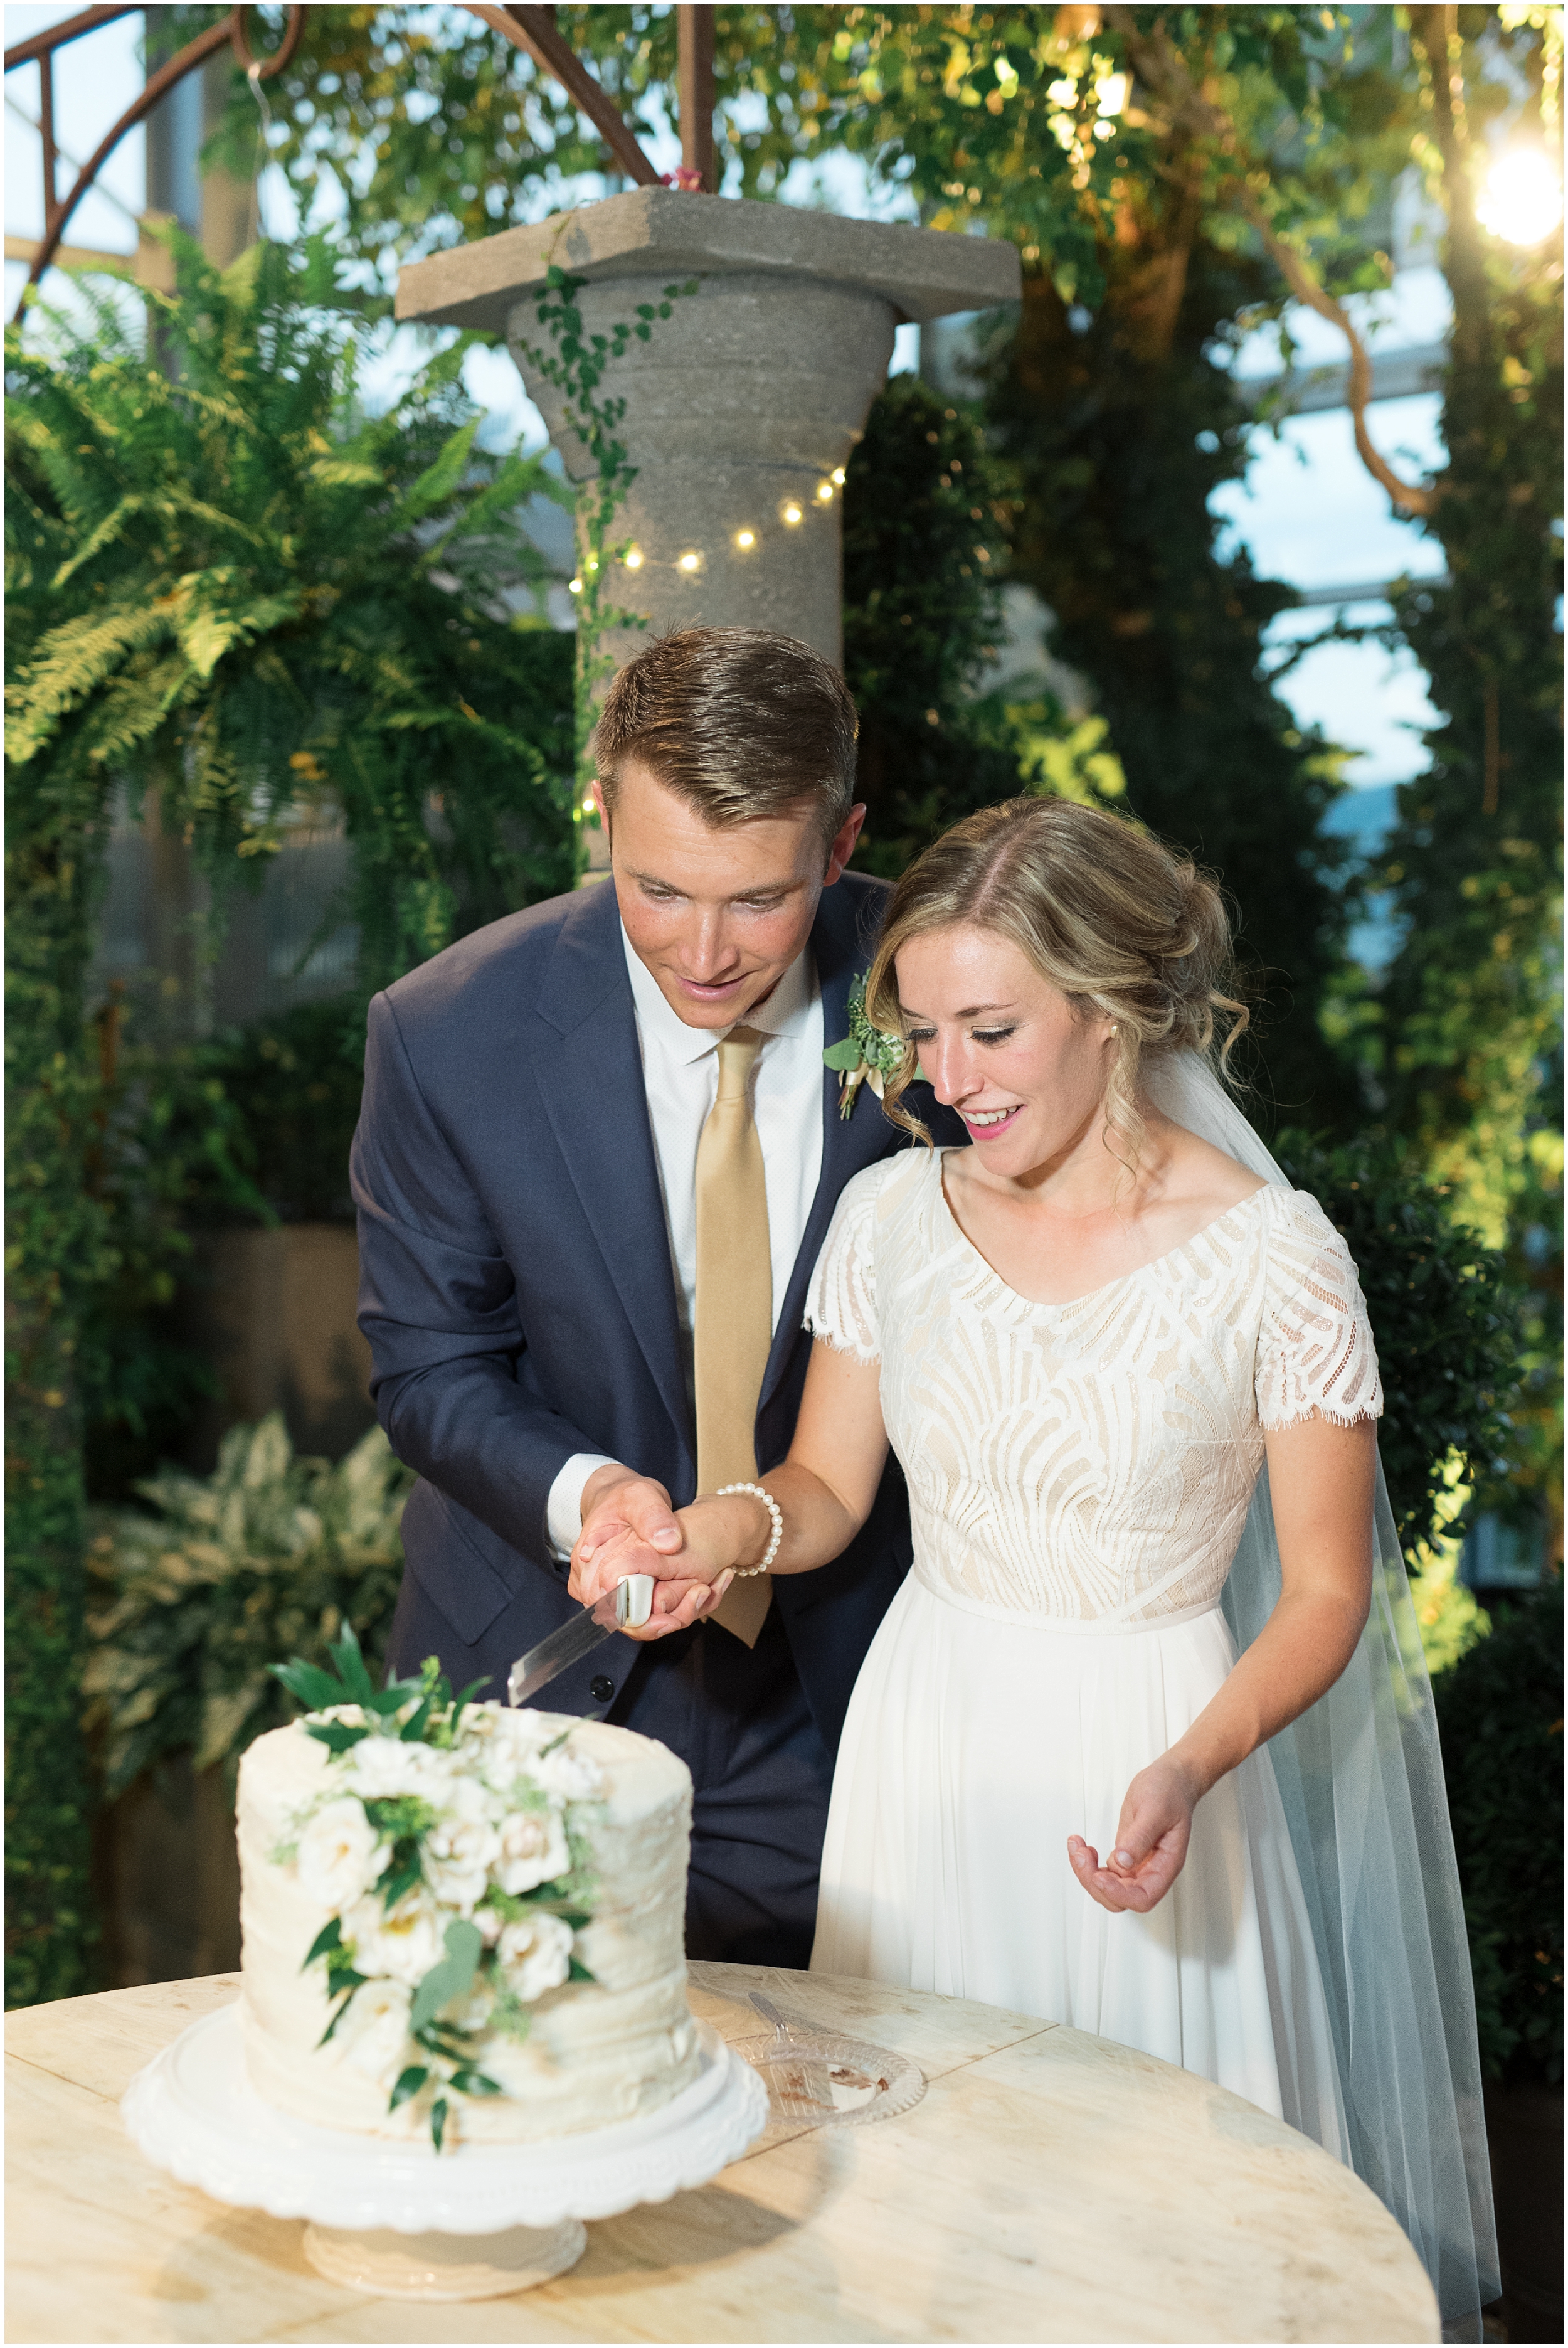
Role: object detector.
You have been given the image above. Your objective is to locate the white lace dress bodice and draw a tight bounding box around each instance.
[805,1149,1382,1629]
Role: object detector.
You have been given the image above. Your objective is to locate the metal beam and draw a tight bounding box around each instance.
[1240,341,1448,415]
[473,6,661,186]
[677,7,716,193]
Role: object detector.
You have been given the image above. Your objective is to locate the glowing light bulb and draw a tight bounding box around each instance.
[623,545,644,571]
[677,548,704,574]
[568,577,583,594]
[1478,148,1563,245]
[734,528,757,551]
[585,555,599,573]
[831,467,846,486]
[581,796,596,814]
[815,479,835,504]
[780,498,804,527]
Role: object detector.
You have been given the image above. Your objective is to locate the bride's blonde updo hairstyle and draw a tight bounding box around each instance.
[867,797,1248,1174]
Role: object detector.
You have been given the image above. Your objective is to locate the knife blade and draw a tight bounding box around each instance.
[506,1574,655,1707]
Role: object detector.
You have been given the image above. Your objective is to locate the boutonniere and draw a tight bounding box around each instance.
[823,975,907,1120]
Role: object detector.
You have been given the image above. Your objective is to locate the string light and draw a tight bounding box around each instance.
[581,796,596,813]
[734,527,757,550]
[568,577,583,594]
[623,545,644,570]
[677,548,704,574]
[779,497,804,526]
[831,467,846,486]
[1477,148,1563,245]
[815,479,835,504]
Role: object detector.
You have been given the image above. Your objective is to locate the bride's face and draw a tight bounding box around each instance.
[896,925,1116,1177]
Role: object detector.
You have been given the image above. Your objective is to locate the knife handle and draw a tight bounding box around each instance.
[615,1575,655,1630]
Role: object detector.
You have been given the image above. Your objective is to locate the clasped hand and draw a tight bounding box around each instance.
[567,1472,736,1642]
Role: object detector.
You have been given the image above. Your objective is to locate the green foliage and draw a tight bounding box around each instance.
[179,1000,367,1230]
[77,997,368,1504]
[842,376,1106,878]
[83,1413,411,1799]
[1434,1580,1564,2085]
[1273,1127,1525,1572]
[6,234,577,992]
[1380,268,1562,1247]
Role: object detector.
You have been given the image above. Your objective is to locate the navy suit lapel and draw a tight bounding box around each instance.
[531,884,689,1458]
[760,878,894,1413]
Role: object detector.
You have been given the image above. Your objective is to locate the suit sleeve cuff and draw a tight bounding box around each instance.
[544,1453,620,1561]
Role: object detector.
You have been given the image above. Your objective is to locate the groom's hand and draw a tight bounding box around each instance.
[570,1466,684,1606]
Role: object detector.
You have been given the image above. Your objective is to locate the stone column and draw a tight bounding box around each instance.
[396,189,1020,671]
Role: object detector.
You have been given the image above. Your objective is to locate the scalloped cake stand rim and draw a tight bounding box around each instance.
[121,2002,770,2241]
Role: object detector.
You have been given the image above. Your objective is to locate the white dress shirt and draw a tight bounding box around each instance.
[544,926,825,1557]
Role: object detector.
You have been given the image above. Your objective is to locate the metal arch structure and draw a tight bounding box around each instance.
[4,5,716,326]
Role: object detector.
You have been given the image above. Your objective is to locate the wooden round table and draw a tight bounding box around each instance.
[6,1962,1439,2342]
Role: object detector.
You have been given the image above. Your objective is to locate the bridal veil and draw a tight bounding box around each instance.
[1145,1051,1500,2342]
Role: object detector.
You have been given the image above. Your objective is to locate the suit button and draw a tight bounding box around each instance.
[590,1676,615,1704]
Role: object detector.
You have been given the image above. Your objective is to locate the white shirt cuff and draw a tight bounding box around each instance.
[544,1453,620,1561]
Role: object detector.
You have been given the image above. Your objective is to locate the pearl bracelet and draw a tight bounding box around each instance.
[714,1481,783,1576]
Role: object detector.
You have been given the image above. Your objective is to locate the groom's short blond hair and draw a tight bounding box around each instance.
[591,627,859,851]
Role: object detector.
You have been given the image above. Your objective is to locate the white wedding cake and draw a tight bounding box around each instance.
[237,1674,701,2149]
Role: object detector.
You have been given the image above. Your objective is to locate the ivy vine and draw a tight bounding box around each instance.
[514,262,696,800]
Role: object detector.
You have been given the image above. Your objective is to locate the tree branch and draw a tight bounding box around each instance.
[1103,6,1434,516]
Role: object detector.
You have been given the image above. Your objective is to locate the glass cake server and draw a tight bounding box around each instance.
[507,1574,655,1706]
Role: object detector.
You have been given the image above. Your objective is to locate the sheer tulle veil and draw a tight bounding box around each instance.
[1144,1052,1498,2339]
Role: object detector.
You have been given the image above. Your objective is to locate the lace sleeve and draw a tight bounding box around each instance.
[802,1162,886,1364]
[1256,1192,1384,1430]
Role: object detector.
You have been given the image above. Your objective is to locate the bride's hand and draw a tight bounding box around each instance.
[620,1570,736,1640]
[1067,1756,1196,1913]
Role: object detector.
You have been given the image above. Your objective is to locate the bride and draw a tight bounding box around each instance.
[589,797,1496,2337]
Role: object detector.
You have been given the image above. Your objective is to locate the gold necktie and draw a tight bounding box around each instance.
[694,1025,773,1646]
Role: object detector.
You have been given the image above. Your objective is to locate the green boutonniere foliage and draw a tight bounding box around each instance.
[824,977,908,1120]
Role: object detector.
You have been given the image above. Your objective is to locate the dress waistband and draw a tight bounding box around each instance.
[911,1571,1222,1637]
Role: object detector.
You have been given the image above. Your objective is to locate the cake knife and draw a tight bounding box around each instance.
[506,1574,655,1706]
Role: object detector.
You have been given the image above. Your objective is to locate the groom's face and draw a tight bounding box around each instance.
[594,762,866,1029]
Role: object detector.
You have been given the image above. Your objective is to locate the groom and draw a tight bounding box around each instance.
[352,625,956,1967]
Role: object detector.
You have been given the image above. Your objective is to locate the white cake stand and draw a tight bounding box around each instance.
[122,2003,769,2302]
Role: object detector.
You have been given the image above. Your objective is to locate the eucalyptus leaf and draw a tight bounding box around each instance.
[409,1917,484,2034]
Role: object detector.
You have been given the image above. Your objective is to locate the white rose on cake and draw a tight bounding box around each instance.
[339,1979,413,2088]
[345,1889,445,1985]
[295,1797,383,1910]
[423,1777,503,1915]
[497,1910,573,2001]
[343,1735,455,1802]
[494,1805,569,1895]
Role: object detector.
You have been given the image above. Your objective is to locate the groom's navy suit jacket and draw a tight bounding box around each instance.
[351,868,955,1757]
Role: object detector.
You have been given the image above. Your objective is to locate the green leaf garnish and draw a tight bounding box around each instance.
[448,2067,503,2096]
[388,2064,429,2112]
[410,1917,484,2034]
[430,2096,449,2153]
[302,1916,342,1969]
[306,1721,370,1753]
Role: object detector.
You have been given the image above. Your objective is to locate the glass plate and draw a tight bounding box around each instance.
[731,2024,926,2129]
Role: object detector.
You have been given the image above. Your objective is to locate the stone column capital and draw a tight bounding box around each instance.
[395,186,1020,334]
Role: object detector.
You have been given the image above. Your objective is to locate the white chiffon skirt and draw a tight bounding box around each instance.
[811,1575,1349,2158]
